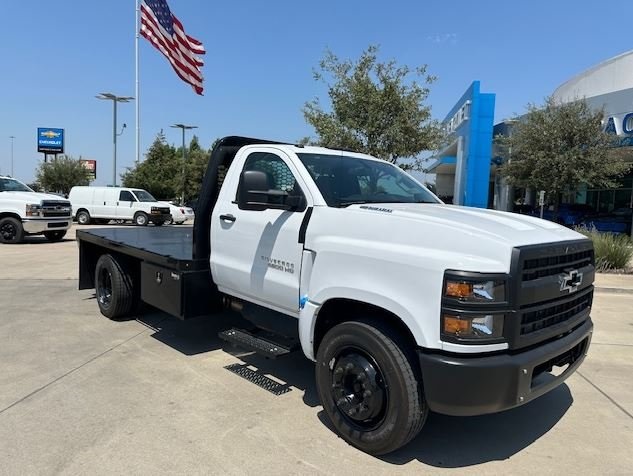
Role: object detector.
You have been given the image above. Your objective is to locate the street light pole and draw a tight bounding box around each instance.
[96,93,134,186]
[9,136,15,176]
[170,124,197,204]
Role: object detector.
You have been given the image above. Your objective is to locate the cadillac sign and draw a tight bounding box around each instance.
[37,128,64,154]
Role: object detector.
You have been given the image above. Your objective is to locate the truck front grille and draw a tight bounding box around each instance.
[41,200,72,218]
[520,290,593,335]
[508,239,595,349]
[522,249,594,281]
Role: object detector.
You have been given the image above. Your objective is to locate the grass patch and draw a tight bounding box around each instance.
[576,227,633,272]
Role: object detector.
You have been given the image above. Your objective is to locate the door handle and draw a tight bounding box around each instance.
[219,214,236,222]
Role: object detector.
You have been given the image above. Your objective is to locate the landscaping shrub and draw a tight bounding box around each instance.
[576,227,633,272]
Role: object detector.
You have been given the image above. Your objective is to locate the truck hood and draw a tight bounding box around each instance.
[307,203,589,274]
[0,191,70,203]
[357,203,584,247]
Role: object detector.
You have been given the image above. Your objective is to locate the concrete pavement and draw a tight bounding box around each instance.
[1,224,632,475]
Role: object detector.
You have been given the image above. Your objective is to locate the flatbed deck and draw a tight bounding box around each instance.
[76,226,209,271]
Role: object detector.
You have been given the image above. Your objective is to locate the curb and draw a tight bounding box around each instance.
[594,286,633,295]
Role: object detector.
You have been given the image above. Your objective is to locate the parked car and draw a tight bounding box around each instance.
[159,200,195,225]
[535,204,596,227]
[580,207,632,234]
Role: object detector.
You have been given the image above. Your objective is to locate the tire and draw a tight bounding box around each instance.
[315,320,427,455]
[164,217,174,225]
[43,230,67,242]
[76,210,91,225]
[134,212,149,226]
[94,254,135,319]
[0,217,25,244]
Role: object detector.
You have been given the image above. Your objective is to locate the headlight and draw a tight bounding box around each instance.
[442,314,504,340]
[444,278,506,302]
[26,204,42,217]
[441,272,508,343]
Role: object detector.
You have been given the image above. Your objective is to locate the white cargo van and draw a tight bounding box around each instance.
[69,186,171,226]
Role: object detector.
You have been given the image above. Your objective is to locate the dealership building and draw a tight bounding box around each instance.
[428,50,633,230]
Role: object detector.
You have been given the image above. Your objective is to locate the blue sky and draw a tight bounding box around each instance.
[1,0,631,184]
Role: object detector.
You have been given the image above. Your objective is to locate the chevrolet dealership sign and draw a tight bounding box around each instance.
[37,128,64,154]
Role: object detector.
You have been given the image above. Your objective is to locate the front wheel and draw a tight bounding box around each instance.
[134,212,149,226]
[0,217,24,244]
[76,210,91,225]
[43,230,67,242]
[315,320,427,455]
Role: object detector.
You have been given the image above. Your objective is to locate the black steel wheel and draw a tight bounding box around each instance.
[76,210,91,225]
[94,254,135,319]
[0,217,25,244]
[43,230,67,242]
[134,212,149,226]
[315,320,427,455]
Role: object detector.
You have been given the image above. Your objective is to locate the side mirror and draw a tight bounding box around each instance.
[237,170,304,211]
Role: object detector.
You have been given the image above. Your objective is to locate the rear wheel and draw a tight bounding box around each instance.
[43,230,67,242]
[134,212,148,226]
[315,320,427,455]
[76,210,91,225]
[0,217,24,244]
[95,254,136,319]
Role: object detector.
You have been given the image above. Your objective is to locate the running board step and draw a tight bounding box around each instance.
[224,363,291,395]
[218,328,296,358]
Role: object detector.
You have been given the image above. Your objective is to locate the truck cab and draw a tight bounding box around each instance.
[0,176,72,244]
[77,137,594,455]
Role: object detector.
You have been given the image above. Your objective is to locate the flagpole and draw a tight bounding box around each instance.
[135,0,140,164]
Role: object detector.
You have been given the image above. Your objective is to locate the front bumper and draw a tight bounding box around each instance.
[22,218,71,234]
[418,318,592,416]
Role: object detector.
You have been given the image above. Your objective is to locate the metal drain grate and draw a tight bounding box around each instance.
[224,363,292,396]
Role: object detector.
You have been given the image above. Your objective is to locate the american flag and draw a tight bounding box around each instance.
[140,0,206,95]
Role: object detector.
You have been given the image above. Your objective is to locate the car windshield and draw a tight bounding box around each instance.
[0,177,33,192]
[133,190,157,202]
[296,153,440,207]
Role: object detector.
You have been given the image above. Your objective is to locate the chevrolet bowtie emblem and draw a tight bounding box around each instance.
[559,269,583,293]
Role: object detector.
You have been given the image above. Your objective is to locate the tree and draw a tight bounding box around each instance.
[35,155,91,195]
[122,132,180,199]
[302,45,444,170]
[499,97,632,205]
[121,132,213,203]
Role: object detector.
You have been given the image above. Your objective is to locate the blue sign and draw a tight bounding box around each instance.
[37,127,64,153]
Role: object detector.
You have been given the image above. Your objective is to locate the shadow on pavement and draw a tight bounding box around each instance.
[380,383,573,467]
[134,308,321,405]
[131,307,572,467]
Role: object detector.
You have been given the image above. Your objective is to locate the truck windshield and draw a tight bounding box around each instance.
[133,190,157,202]
[0,177,33,192]
[297,153,440,207]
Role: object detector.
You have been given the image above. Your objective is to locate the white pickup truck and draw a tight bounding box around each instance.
[76,136,594,455]
[0,176,72,244]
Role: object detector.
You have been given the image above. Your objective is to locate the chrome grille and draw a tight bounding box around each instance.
[41,200,72,218]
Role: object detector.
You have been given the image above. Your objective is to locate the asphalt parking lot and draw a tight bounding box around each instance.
[1,225,633,475]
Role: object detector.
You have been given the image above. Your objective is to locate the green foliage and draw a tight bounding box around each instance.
[35,155,91,195]
[576,227,633,272]
[121,133,212,203]
[303,45,444,170]
[499,97,632,203]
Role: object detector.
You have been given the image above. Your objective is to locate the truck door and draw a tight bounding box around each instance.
[116,190,137,220]
[211,149,311,315]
